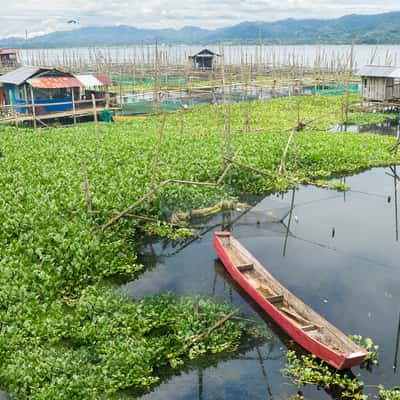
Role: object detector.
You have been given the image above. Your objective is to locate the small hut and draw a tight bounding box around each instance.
[356,65,400,102]
[189,49,220,70]
[0,49,17,67]
[0,66,82,114]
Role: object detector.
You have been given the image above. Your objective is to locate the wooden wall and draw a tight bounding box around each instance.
[362,77,400,102]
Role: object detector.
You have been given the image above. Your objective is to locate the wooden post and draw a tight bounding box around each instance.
[71,88,77,125]
[149,114,167,207]
[23,85,28,115]
[81,160,92,212]
[91,93,99,143]
[220,46,232,162]
[30,85,37,130]
[14,109,19,133]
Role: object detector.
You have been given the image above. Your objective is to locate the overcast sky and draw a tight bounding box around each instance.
[0,0,399,38]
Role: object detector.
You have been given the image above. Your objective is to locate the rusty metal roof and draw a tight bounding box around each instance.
[95,75,112,86]
[0,49,17,55]
[355,65,400,78]
[28,76,83,89]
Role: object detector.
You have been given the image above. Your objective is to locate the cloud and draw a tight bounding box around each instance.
[0,0,399,38]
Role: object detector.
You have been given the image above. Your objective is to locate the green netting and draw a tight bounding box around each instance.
[116,100,183,115]
[112,75,187,86]
[311,84,359,96]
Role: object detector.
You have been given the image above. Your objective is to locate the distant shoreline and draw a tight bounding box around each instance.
[2,11,400,49]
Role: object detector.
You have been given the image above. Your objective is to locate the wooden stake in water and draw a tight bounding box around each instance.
[149,114,167,208]
[220,46,232,162]
[30,86,37,130]
[283,187,296,257]
[394,311,400,372]
[71,88,77,125]
[82,160,92,212]
[91,94,99,143]
[278,77,297,174]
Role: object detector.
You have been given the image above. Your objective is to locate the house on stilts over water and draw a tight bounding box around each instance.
[0,66,113,122]
[356,65,400,102]
[189,49,220,70]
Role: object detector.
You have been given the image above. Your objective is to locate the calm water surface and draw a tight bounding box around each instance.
[123,167,400,399]
[18,45,400,68]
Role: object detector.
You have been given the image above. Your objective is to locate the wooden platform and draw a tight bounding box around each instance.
[0,107,120,125]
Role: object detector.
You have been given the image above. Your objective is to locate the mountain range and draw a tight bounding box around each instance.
[1,11,400,48]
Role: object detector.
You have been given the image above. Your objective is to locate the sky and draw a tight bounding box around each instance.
[0,0,399,39]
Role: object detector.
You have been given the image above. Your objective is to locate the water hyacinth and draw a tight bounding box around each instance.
[0,95,399,398]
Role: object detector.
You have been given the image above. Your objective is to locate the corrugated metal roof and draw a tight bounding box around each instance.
[0,66,50,85]
[95,75,112,86]
[28,77,83,89]
[75,74,112,87]
[192,48,220,57]
[355,65,400,78]
[75,74,103,87]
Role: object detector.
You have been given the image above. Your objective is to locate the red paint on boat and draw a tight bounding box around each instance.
[213,231,368,370]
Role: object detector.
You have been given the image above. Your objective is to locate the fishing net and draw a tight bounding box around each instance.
[235,198,292,225]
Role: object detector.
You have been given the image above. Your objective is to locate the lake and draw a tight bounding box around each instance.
[18,45,400,69]
[123,166,400,399]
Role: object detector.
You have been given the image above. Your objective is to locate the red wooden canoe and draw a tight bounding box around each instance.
[214,231,368,370]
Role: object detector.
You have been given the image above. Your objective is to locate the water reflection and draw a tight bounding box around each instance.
[124,167,400,399]
[330,119,400,137]
[283,187,296,257]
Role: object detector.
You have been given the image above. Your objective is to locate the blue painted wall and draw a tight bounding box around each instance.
[5,83,73,114]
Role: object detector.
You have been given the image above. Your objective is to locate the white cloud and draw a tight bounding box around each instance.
[0,0,399,38]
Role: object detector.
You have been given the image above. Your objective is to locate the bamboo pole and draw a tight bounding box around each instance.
[149,114,167,207]
[72,88,77,125]
[220,46,232,162]
[278,77,297,174]
[14,109,19,133]
[30,86,37,129]
[82,160,92,212]
[101,178,218,230]
[91,94,99,143]
[23,85,28,115]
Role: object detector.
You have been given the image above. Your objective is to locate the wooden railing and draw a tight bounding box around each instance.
[0,94,113,127]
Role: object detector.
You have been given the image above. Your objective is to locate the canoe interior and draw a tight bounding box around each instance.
[219,235,362,355]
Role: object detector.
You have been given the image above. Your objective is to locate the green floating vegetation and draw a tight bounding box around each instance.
[1,289,248,399]
[284,347,400,400]
[0,94,399,398]
[143,221,194,240]
[284,350,364,399]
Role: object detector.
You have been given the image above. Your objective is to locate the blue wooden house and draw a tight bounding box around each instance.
[0,66,82,114]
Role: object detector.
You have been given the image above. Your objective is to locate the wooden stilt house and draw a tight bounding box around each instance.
[356,65,400,102]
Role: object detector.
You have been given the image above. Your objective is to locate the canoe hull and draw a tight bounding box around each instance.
[213,231,368,370]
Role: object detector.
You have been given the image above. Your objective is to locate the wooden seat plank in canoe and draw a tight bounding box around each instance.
[266,294,284,304]
[302,324,319,332]
[237,263,254,272]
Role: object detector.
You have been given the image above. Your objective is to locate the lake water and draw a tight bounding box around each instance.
[17,45,400,69]
[123,166,400,399]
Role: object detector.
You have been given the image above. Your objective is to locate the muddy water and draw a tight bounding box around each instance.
[123,167,400,400]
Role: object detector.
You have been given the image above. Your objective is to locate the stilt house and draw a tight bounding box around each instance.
[189,49,220,70]
[356,65,400,102]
